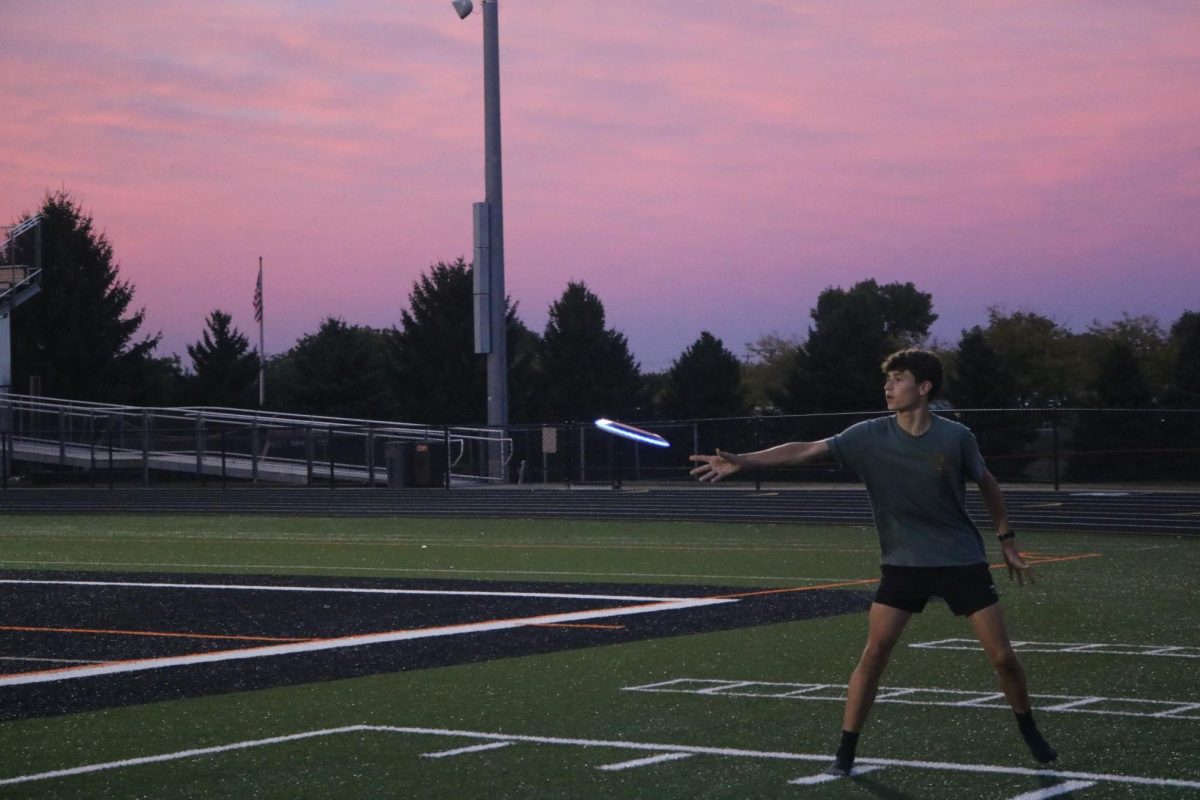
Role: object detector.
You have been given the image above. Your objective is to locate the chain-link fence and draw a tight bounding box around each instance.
[3,398,1198,490]
[504,408,1200,489]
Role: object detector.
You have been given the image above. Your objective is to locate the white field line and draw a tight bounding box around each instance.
[0,597,732,689]
[0,725,371,787]
[1005,781,1097,800]
[2,724,1199,792]
[790,765,883,784]
[696,680,763,695]
[624,679,1200,721]
[421,741,515,759]
[596,752,693,771]
[1038,698,1103,712]
[909,638,1200,659]
[951,693,1008,708]
[777,686,835,695]
[1153,704,1200,719]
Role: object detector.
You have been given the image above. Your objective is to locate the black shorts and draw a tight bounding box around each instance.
[874,563,999,617]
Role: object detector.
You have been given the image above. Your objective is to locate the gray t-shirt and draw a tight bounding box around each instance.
[826,415,988,567]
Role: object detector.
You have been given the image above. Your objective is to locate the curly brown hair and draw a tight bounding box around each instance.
[881,348,943,401]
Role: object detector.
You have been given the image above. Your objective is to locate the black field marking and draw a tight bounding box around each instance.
[3,487,1198,534]
[0,570,870,721]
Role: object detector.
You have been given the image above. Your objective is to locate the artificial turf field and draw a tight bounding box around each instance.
[0,514,1196,798]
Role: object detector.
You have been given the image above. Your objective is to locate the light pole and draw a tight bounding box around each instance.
[452,0,508,480]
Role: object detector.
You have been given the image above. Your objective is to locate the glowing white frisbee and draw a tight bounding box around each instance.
[594,418,670,448]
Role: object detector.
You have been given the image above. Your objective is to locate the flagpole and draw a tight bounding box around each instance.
[256,257,265,407]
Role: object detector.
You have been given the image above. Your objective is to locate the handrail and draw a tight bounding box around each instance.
[2,395,504,437]
[0,267,42,306]
[0,393,511,486]
[1,214,41,255]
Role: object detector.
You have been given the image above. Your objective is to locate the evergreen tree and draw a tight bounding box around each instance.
[659,331,747,420]
[1163,311,1200,480]
[506,312,541,424]
[388,260,478,424]
[283,317,393,418]
[11,191,159,401]
[947,326,1039,479]
[387,258,537,425]
[139,355,187,406]
[1067,340,1159,482]
[186,310,259,407]
[1083,314,1170,402]
[1165,311,1200,408]
[1092,341,1155,409]
[777,280,936,412]
[947,327,1019,409]
[538,281,642,422]
[981,309,1087,407]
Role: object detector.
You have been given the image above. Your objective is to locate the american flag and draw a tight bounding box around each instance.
[253,262,263,324]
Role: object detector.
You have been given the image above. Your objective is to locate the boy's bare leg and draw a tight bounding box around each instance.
[968,603,1029,709]
[969,603,1057,763]
[844,603,913,729]
[827,602,912,775]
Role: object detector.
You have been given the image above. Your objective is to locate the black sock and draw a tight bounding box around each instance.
[834,730,859,769]
[1016,711,1057,763]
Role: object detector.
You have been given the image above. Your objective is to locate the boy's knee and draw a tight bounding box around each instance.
[988,646,1022,676]
[861,638,897,667]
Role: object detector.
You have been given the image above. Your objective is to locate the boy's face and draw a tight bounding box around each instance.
[884,369,931,411]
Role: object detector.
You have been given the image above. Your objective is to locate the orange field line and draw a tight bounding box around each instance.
[716,578,883,599]
[713,551,1103,600]
[1020,552,1103,566]
[0,625,312,643]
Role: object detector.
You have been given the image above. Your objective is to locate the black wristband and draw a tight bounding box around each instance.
[997,531,1016,541]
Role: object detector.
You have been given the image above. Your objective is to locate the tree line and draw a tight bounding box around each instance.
[9,193,1200,430]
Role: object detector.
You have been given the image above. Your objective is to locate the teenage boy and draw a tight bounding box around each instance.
[689,348,1056,775]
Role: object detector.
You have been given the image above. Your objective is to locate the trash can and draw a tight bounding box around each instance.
[385,441,412,488]
[412,442,447,488]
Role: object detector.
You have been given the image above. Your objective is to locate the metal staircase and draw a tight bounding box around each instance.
[1,215,43,398]
[0,214,43,311]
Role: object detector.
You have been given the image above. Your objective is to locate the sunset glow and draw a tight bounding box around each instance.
[2,1,1197,370]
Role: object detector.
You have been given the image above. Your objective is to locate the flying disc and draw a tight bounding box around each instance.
[594,418,670,448]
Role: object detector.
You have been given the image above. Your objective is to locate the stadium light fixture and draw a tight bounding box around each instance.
[449,0,508,477]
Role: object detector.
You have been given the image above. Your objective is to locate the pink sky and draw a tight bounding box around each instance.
[2,0,1197,372]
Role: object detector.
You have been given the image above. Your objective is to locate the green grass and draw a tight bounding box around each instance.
[0,515,1197,798]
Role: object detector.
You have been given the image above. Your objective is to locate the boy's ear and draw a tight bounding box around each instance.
[918,380,933,397]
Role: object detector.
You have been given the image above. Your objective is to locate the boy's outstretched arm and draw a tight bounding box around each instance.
[689,440,831,482]
[977,469,1035,585]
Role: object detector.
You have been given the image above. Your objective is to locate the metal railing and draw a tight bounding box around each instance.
[1,214,42,308]
[0,394,512,487]
[2,395,1197,490]
[501,407,1200,490]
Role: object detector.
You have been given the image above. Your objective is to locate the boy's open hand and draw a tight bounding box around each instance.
[689,449,744,482]
[1002,541,1035,586]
